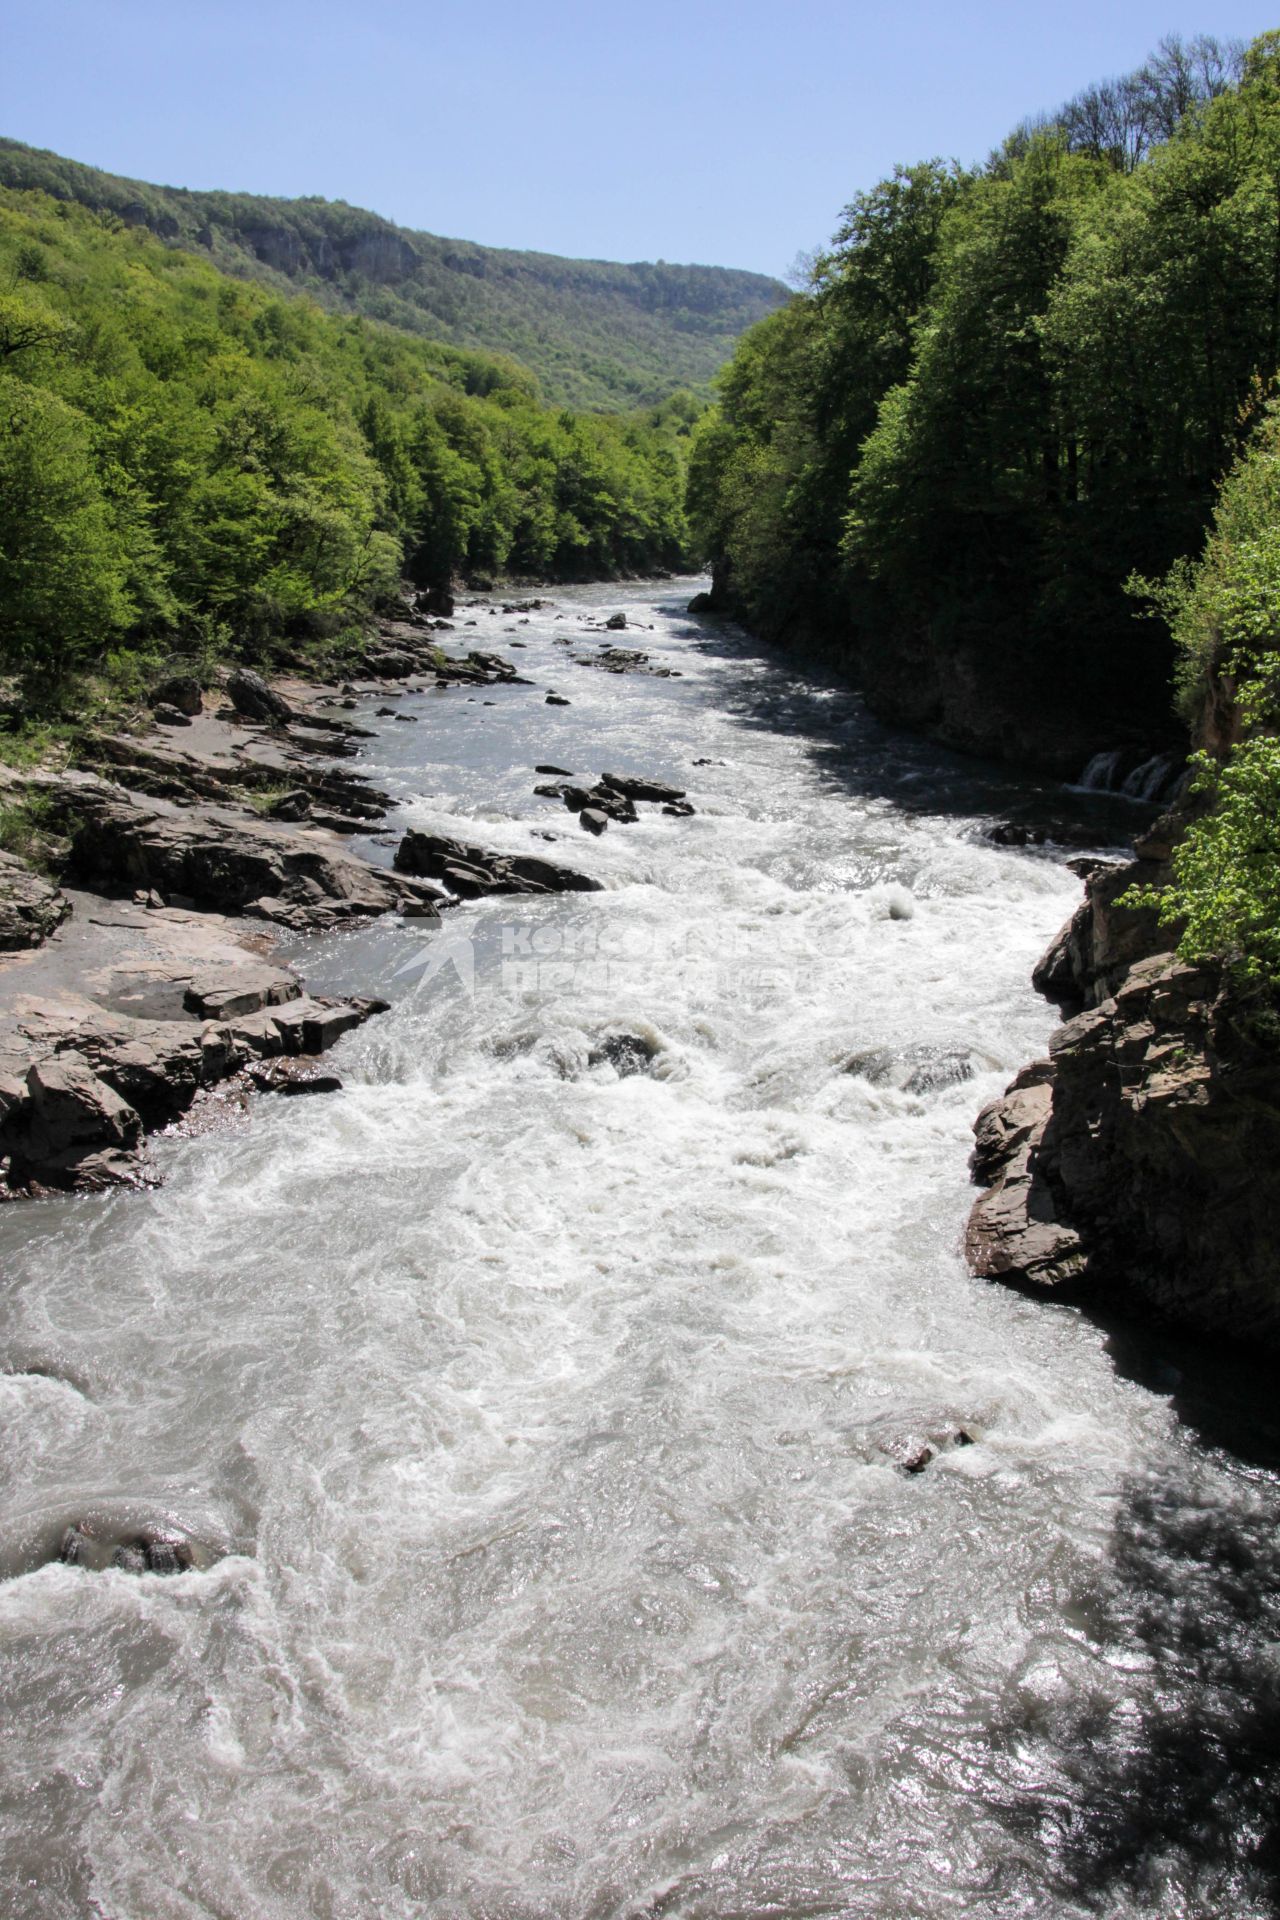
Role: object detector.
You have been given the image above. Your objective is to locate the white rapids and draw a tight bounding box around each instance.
[2,582,1277,1919]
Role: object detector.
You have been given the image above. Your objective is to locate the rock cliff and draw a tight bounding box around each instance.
[966,834,1280,1347]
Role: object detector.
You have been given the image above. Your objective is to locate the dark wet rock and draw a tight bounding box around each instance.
[395,830,602,898]
[662,801,696,818]
[0,853,70,951]
[589,1033,658,1077]
[247,1062,343,1096]
[901,1048,975,1096]
[376,705,398,717]
[394,712,418,723]
[546,694,571,707]
[226,668,293,726]
[534,783,569,799]
[579,808,609,836]
[841,1046,898,1086]
[843,1042,979,1096]
[600,772,687,804]
[605,612,628,630]
[535,765,573,777]
[575,647,657,676]
[149,675,203,717]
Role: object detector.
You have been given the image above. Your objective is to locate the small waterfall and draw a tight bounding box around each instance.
[1122,752,1183,803]
[1075,747,1185,804]
[1078,748,1128,791]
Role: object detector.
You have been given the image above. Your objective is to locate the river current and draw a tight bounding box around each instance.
[2,582,1278,1919]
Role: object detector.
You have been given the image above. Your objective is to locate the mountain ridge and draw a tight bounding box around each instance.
[0,137,788,410]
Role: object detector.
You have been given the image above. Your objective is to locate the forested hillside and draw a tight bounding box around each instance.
[0,183,697,701]
[0,140,787,412]
[688,33,1271,774]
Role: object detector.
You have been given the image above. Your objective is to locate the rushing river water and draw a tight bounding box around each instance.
[2,582,1279,1920]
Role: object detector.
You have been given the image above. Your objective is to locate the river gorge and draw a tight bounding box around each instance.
[2,582,1277,1919]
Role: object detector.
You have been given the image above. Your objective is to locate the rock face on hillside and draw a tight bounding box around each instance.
[967,848,1280,1347]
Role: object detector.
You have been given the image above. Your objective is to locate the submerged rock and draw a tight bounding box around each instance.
[589,1033,659,1077]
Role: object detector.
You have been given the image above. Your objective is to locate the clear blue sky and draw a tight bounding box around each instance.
[4,0,1277,277]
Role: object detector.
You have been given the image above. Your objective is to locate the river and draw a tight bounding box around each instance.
[2,581,1278,1919]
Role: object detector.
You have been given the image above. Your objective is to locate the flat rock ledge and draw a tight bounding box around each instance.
[0,902,387,1195]
[967,939,1280,1347]
[17,770,444,931]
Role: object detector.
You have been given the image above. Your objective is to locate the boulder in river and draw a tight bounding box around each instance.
[395,830,602,897]
[578,808,609,836]
[605,612,628,630]
[0,853,70,951]
[600,772,687,804]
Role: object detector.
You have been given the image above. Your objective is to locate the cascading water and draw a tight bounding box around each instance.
[1,582,1277,1920]
[1075,748,1185,807]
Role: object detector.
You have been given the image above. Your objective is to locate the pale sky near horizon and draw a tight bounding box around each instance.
[3,0,1278,278]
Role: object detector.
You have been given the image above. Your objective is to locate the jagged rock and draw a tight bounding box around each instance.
[546,693,571,707]
[1032,858,1172,1011]
[52,779,440,927]
[153,703,192,728]
[662,801,696,818]
[0,853,70,951]
[226,668,293,726]
[394,830,602,898]
[600,772,687,804]
[3,1051,149,1191]
[605,612,628,630]
[966,954,1280,1344]
[579,808,608,836]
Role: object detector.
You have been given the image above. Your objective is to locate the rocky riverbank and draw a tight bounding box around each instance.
[0,602,609,1196]
[966,811,1280,1348]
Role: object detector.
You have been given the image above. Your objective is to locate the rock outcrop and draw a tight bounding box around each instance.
[0,854,70,951]
[394,830,602,898]
[22,773,442,929]
[967,859,1280,1347]
[0,893,389,1193]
